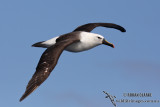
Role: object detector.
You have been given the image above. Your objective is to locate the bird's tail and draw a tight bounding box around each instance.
[32,36,58,48]
[32,41,49,48]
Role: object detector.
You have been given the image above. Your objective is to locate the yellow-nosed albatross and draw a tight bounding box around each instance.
[20,23,126,101]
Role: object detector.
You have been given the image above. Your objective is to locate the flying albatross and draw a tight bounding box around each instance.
[20,23,126,101]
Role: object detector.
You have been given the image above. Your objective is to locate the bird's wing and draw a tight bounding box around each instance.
[20,38,79,102]
[73,23,126,32]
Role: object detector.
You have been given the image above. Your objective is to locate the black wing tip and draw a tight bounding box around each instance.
[120,27,126,32]
[19,92,28,102]
[19,93,27,102]
[103,23,126,32]
[19,97,24,102]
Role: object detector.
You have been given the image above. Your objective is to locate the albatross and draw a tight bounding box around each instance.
[20,23,126,101]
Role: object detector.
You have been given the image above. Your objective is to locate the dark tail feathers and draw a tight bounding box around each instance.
[32,41,48,48]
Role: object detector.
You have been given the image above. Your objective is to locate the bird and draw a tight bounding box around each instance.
[103,91,116,107]
[19,23,126,102]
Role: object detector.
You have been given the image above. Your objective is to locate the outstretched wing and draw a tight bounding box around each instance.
[20,37,79,102]
[73,23,126,32]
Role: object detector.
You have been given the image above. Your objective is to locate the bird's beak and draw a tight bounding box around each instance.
[102,39,114,48]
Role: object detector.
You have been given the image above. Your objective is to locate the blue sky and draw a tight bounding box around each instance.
[0,0,160,107]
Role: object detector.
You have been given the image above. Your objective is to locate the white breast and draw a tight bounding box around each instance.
[65,32,102,52]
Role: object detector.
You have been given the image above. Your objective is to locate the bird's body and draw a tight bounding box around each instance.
[20,23,126,101]
[33,31,104,52]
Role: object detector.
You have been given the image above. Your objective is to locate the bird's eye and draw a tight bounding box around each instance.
[97,37,102,39]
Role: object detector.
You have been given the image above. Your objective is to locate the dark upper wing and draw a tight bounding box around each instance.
[56,31,81,43]
[20,37,79,102]
[73,23,126,32]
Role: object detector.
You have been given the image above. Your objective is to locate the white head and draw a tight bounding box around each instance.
[80,32,114,48]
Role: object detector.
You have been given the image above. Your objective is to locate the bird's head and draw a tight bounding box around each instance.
[80,32,114,48]
[95,35,114,48]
